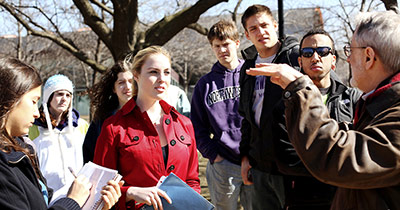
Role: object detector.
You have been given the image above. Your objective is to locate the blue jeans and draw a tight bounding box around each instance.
[250,168,285,210]
[206,159,252,210]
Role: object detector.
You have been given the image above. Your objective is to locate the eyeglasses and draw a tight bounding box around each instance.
[300,47,332,58]
[343,45,367,57]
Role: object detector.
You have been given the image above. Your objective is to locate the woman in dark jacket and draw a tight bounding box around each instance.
[0,57,121,210]
[83,61,133,163]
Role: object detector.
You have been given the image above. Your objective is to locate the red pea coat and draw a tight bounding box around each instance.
[94,99,200,210]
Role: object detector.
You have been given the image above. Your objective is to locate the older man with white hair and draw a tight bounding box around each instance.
[246,10,400,210]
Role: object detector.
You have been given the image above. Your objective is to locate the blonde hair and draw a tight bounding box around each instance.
[124,46,171,96]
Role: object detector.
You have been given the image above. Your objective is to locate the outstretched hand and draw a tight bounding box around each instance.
[246,63,303,89]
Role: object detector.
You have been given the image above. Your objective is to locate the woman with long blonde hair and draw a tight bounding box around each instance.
[94,46,200,210]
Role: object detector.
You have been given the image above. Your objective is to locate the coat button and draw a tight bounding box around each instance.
[169,165,175,171]
[180,135,185,140]
[170,140,176,146]
[133,136,139,141]
[284,91,291,99]
[165,119,171,125]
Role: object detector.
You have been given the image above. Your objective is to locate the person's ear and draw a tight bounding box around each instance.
[245,30,250,40]
[133,73,140,87]
[298,57,302,68]
[273,21,278,32]
[365,47,376,70]
[331,54,336,71]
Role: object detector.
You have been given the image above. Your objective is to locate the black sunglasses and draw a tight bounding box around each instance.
[300,47,332,58]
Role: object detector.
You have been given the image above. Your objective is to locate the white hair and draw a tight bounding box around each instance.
[354,10,400,74]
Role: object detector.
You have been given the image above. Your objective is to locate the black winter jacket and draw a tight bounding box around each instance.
[238,36,300,172]
[0,139,81,210]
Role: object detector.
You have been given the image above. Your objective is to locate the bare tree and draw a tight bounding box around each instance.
[165,27,214,92]
[0,0,227,74]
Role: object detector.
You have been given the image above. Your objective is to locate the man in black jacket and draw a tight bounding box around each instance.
[238,4,299,210]
[273,29,362,209]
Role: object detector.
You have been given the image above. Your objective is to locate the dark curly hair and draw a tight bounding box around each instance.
[89,61,130,122]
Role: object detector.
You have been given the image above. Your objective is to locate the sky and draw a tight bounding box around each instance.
[204,0,385,46]
[203,0,356,17]
[0,0,386,40]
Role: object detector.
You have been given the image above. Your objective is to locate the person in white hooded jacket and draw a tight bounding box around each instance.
[28,74,89,202]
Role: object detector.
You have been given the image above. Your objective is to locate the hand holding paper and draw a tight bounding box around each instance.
[77,162,123,210]
[50,162,122,210]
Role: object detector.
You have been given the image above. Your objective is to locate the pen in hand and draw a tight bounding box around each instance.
[68,166,77,178]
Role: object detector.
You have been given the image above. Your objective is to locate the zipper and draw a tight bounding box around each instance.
[57,131,67,183]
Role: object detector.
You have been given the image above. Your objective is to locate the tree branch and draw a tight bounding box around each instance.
[90,0,113,15]
[143,0,227,49]
[187,23,208,35]
[18,5,60,34]
[13,6,47,31]
[0,0,107,73]
[73,0,112,50]
[17,4,80,50]
[360,0,366,11]
[232,0,243,22]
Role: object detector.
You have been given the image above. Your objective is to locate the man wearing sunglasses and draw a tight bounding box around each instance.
[246,10,400,210]
[298,29,361,123]
[273,29,361,209]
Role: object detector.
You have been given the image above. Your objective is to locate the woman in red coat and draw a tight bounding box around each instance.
[93,46,200,210]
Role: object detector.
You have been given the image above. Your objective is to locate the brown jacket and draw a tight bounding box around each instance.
[283,75,400,210]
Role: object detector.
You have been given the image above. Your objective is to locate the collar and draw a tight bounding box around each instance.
[366,71,400,101]
[241,36,299,60]
[56,109,80,129]
[121,98,179,118]
[0,150,26,164]
[34,108,80,129]
[328,73,346,96]
[212,60,244,74]
[364,71,400,116]
[256,54,276,63]
[362,90,374,100]
[0,138,27,164]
